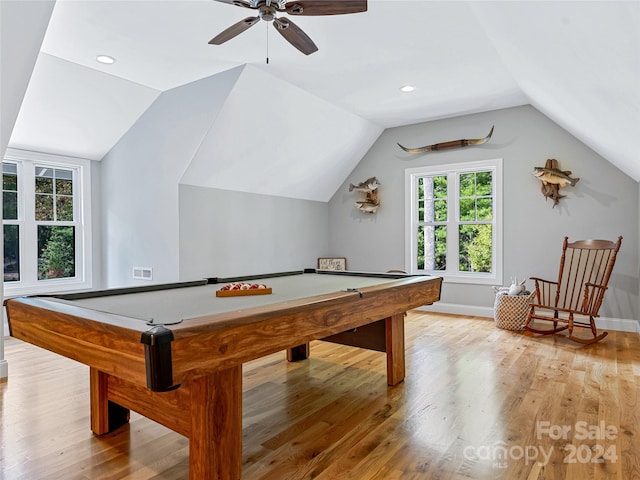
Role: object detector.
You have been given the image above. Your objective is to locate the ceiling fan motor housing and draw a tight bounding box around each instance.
[259,5,276,22]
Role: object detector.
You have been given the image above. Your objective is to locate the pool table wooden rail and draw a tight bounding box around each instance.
[6,275,441,389]
[6,297,149,385]
[173,275,441,377]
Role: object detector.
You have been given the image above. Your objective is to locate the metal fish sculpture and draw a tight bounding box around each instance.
[349,176,380,192]
[397,126,494,154]
[532,167,580,188]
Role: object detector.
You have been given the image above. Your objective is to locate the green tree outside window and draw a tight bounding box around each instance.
[416,169,494,274]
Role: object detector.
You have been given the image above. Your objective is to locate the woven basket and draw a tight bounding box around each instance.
[493,291,535,331]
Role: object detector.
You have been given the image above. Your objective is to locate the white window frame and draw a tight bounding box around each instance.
[405,158,503,285]
[3,148,92,296]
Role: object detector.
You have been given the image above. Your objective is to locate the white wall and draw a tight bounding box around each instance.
[0,0,55,376]
[179,185,329,279]
[90,160,103,290]
[328,105,639,323]
[100,68,242,287]
[103,100,639,325]
[0,1,54,153]
[180,65,382,203]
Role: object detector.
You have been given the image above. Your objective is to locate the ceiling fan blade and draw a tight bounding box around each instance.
[209,16,260,45]
[211,0,256,9]
[283,0,367,16]
[273,17,318,55]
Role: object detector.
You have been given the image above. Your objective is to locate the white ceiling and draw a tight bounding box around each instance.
[8,0,640,195]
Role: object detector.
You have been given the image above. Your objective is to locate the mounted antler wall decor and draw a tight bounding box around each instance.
[532,159,580,207]
[349,176,380,213]
[397,126,494,154]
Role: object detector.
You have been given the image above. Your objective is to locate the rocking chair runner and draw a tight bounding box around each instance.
[525,236,622,345]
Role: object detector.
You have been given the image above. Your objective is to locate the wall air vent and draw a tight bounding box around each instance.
[133,266,153,280]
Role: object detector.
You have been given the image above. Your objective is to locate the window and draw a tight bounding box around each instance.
[405,159,502,285]
[3,149,92,295]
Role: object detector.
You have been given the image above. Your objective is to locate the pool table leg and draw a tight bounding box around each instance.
[189,365,243,480]
[90,367,130,434]
[286,342,310,362]
[385,314,406,386]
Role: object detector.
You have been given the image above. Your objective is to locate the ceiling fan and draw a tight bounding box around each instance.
[208,0,368,55]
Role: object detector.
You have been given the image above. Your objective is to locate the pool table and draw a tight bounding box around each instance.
[5,269,442,480]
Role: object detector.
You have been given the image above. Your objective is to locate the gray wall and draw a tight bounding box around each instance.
[100,65,336,287]
[99,90,638,323]
[100,68,241,287]
[328,105,639,322]
[179,185,329,280]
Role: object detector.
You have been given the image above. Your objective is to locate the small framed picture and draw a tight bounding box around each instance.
[317,257,347,271]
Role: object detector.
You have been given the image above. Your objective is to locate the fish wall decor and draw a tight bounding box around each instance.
[397,126,494,154]
[532,159,580,207]
[349,176,380,213]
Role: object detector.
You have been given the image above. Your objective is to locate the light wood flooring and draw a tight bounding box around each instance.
[1,312,639,480]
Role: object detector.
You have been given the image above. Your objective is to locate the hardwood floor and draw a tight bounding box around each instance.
[1,312,639,480]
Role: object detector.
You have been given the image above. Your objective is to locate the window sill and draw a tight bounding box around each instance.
[4,279,92,298]
[417,272,502,286]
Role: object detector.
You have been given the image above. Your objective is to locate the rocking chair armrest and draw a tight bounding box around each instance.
[530,277,558,305]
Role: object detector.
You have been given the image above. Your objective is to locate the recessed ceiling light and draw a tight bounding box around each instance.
[96,55,116,65]
[400,84,416,93]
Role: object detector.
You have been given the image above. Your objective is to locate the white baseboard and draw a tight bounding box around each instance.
[419,303,640,333]
[420,302,494,318]
[595,317,640,333]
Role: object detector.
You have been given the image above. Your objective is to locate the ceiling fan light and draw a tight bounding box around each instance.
[96,55,116,65]
[400,84,416,93]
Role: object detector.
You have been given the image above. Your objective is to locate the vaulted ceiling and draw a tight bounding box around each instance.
[6,0,640,200]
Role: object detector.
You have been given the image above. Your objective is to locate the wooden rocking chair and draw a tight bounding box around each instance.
[525,236,622,345]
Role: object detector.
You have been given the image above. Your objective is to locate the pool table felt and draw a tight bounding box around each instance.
[42,273,427,326]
